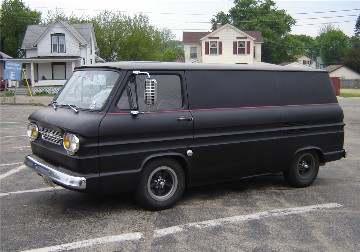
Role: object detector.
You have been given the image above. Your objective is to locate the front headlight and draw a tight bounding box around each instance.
[27,123,39,141]
[63,133,80,155]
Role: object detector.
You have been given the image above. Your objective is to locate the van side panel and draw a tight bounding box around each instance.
[276,72,345,164]
[186,70,281,109]
[186,70,284,186]
[276,71,338,105]
[186,70,344,186]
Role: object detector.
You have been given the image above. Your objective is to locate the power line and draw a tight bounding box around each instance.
[172,19,357,31]
[29,6,360,17]
[294,20,357,27]
[31,6,212,16]
[301,14,358,20]
[5,12,358,25]
[291,8,360,15]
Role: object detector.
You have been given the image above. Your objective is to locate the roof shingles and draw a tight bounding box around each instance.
[21,21,93,49]
[183,32,210,44]
[324,65,343,73]
[183,24,263,44]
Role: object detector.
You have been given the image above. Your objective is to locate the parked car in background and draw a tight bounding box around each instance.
[0,78,8,90]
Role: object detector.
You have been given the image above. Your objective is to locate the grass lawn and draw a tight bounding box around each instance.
[339,89,360,98]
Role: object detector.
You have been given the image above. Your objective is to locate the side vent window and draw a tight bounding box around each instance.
[117,77,137,110]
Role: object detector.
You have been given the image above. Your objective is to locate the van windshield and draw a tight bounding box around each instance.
[54,70,120,110]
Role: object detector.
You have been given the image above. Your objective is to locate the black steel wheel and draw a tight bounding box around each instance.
[136,159,185,211]
[284,151,319,188]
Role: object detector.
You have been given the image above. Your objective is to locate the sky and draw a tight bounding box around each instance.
[21,0,360,40]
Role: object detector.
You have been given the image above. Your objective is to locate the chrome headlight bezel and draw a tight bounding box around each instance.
[27,123,39,141]
[63,133,80,155]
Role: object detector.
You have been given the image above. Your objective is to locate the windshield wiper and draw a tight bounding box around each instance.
[60,104,79,113]
[67,104,79,113]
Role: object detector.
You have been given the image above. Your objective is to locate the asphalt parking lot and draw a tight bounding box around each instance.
[1,98,359,252]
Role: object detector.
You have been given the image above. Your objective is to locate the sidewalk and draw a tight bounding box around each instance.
[1,95,53,106]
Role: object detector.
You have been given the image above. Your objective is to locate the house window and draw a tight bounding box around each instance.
[303,60,312,65]
[238,41,246,54]
[210,41,218,55]
[233,41,250,55]
[51,34,65,53]
[190,47,197,59]
[205,41,222,55]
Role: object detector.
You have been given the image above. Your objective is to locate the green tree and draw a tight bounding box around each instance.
[282,34,307,60]
[0,0,41,57]
[162,48,177,62]
[342,48,360,73]
[292,34,319,59]
[42,9,90,25]
[211,0,296,63]
[348,36,360,48]
[121,14,164,60]
[341,15,360,73]
[316,25,349,66]
[162,39,184,61]
[355,14,360,37]
[211,11,230,29]
[92,11,176,62]
[91,11,125,62]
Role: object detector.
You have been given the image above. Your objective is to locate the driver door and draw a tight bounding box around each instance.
[98,71,194,191]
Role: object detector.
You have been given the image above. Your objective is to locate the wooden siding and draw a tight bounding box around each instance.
[201,27,255,64]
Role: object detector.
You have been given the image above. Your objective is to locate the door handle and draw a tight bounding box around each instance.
[177,116,193,122]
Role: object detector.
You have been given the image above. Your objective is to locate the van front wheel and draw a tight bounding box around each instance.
[136,159,185,211]
[284,151,319,188]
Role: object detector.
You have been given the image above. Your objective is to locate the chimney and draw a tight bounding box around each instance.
[216,23,222,30]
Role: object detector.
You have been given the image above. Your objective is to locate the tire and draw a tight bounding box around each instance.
[284,151,319,188]
[135,159,185,211]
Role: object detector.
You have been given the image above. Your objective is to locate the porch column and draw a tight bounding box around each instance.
[30,63,35,87]
[71,61,75,72]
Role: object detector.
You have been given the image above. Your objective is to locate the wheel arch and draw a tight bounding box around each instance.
[293,147,325,165]
[140,152,191,186]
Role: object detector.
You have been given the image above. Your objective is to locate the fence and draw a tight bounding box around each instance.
[7,86,61,95]
[341,79,360,89]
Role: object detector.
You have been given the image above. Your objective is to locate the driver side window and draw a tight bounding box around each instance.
[117,74,183,111]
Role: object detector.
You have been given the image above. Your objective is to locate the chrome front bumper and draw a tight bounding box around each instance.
[24,155,86,190]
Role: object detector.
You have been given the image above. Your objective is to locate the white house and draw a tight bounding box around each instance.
[281,55,325,70]
[325,65,360,80]
[6,20,101,87]
[294,55,317,68]
[280,61,314,69]
[183,24,263,64]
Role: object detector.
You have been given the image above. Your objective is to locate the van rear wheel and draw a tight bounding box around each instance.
[136,159,185,211]
[284,151,319,188]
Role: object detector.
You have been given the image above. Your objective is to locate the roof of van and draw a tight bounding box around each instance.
[78,61,326,72]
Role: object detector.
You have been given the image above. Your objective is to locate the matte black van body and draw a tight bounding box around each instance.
[24,62,346,210]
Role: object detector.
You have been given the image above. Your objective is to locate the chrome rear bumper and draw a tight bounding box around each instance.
[24,154,86,190]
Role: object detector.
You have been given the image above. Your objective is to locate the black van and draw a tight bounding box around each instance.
[24,62,346,210]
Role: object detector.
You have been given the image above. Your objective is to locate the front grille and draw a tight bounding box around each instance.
[40,127,63,145]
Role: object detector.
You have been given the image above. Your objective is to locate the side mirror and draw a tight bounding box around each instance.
[144,79,157,106]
